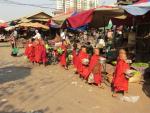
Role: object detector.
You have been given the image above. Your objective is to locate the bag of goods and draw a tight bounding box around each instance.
[88,73,94,83]
[82,58,89,65]
[129,70,142,83]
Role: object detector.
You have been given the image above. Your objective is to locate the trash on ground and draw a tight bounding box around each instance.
[120,96,140,103]
[1,98,7,102]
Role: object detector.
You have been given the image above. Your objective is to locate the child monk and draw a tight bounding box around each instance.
[112,49,130,97]
[59,40,68,69]
[77,46,89,79]
[89,48,102,87]
[24,39,35,63]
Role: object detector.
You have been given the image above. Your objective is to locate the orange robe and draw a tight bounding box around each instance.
[89,54,102,85]
[113,58,130,92]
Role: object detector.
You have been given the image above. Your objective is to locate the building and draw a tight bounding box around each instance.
[54,0,100,13]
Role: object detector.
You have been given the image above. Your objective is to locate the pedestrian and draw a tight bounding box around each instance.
[112,49,130,97]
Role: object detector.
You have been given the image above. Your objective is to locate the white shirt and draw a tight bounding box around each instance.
[33,32,41,39]
[61,32,66,40]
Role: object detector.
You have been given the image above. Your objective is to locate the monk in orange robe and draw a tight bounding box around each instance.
[89,48,102,86]
[112,49,130,97]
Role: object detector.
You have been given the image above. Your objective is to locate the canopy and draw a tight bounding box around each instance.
[67,9,94,28]
[121,0,150,16]
[90,7,124,28]
[16,22,49,30]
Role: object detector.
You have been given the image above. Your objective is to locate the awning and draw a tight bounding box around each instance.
[121,0,150,16]
[16,22,49,30]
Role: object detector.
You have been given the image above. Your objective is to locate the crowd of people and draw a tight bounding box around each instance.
[23,28,131,97]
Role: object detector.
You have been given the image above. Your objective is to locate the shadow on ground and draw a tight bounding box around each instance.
[143,67,150,98]
[0,66,31,84]
[0,109,47,113]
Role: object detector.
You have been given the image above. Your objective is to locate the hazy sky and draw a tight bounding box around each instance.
[0,0,117,21]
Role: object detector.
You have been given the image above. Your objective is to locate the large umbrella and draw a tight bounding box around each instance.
[16,22,49,30]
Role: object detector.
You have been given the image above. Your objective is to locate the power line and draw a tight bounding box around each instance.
[0,0,57,9]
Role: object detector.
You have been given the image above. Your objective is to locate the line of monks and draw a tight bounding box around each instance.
[24,39,130,97]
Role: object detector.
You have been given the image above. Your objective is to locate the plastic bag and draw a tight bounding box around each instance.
[88,73,94,83]
[120,96,140,103]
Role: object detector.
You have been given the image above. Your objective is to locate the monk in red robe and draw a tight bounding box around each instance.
[40,40,47,66]
[112,49,130,97]
[77,46,89,79]
[24,39,35,63]
[89,48,102,86]
[34,39,42,64]
[59,40,68,69]
[72,43,78,69]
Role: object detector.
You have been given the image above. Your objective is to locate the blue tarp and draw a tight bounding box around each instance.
[121,5,150,16]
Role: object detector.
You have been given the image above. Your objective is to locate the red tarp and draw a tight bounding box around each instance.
[67,9,94,28]
[0,23,8,28]
[134,0,150,4]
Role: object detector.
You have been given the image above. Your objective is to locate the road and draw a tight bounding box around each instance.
[0,42,150,113]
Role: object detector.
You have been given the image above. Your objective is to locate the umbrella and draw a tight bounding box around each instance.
[16,22,49,30]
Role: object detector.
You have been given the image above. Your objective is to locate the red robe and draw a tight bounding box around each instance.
[24,43,35,62]
[72,49,78,68]
[34,44,42,63]
[113,58,130,92]
[89,54,102,85]
[77,51,89,78]
[41,45,47,63]
[59,45,67,66]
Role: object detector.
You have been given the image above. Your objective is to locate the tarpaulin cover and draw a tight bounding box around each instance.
[67,9,94,28]
[121,0,150,16]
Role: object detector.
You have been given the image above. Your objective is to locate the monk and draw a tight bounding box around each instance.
[40,40,48,66]
[59,40,68,69]
[24,39,35,63]
[89,48,102,86]
[112,49,130,97]
[34,39,42,64]
[72,43,78,69]
[77,46,89,79]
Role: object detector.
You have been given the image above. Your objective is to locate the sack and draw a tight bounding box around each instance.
[88,73,94,83]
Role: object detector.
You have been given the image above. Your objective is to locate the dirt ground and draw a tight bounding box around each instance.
[0,42,150,113]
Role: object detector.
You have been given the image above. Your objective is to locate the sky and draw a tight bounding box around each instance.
[0,0,117,21]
